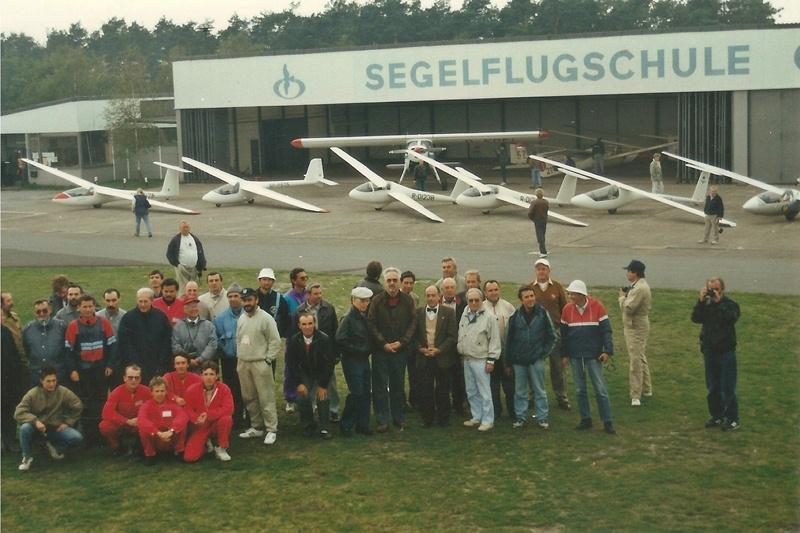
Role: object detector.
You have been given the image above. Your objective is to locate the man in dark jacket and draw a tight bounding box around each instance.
[132,188,152,238]
[117,288,172,385]
[691,277,741,431]
[506,286,556,429]
[700,186,725,245]
[336,287,373,436]
[23,299,68,386]
[367,267,417,432]
[527,188,549,257]
[355,260,384,296]
[165,221,207,293]
[414,285,457,427]
[286,313,336,439]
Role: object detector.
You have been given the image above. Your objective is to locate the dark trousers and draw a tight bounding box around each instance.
[297,378,330,434]
[534,220,547,254]
[372,350,407,426]
[418,358,452,425]
[407,350,422,408]
[1,381,21,449]
[75,366,107,445]
[221,356,248,428]
[704,349,739,423]
[490,358,515,419]
[341,357,371,432]
[450,361,466,414]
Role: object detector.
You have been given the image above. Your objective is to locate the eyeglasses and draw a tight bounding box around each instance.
[125,376,141,381]
[34,309,49,315]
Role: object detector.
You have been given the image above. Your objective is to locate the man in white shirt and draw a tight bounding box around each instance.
[166,221,207,294]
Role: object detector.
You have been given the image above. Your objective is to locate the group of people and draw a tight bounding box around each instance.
[1,232,742,471]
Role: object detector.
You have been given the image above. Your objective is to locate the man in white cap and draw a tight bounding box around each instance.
[336,286,374,436]
[530,258,571,410]
[255,268,293,413]
[619,260,652,407]
[560,280,615,434]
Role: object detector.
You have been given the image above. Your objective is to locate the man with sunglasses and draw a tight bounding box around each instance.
[23,299,69,387]
[99,365,150,456]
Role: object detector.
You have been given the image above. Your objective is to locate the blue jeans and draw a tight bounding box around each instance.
[704,349,738,423]
[464,360,494,425]
[19,422,83,457]
[135,212,152,236]
[372,350,407,426]
[593,154,604,174]
[570,358,613,423]
[341,357,371,431]
[513,359,549,421]
[531,169,542,188]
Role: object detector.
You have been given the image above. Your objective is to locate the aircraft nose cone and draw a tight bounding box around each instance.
[571,194,592,208]
[53,192,70,200]
[742,196,760,210]
[291,139,303,148]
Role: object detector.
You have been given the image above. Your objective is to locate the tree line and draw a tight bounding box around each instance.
[1,0,780,113]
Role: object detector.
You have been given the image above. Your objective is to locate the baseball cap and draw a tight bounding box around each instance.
[183,297,199,305]
[240,288,257,299]
[623,260,646,274]
[534,258,551,268]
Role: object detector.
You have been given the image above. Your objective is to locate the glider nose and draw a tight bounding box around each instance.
[291,139,303,148]
[53,192,70,200]
[742,195,761,210]
[570,194,592,208]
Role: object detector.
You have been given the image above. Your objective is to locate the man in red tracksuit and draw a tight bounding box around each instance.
[99,364,150,456]
[137,376,188,465]
[183,361,234,463]
[65,294,117,446]
[163,353,201,406]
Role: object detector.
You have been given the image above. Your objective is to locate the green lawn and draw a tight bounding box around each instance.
[2,266,798,531]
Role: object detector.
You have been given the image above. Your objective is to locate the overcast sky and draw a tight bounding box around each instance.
[2,0,798,43]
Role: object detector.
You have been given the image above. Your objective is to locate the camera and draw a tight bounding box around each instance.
[621,286,631,294]
[704,288,717,305]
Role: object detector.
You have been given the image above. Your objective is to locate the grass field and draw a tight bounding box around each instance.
[1,266,798,531]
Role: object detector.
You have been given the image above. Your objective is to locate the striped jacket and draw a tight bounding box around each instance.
[560,297,613,359]
[65,315,117,372]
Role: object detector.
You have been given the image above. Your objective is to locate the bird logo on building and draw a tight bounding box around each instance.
[274,64,306,100]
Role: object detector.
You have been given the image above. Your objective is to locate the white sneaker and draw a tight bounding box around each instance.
[537,420,550,430]
[631,398,641,406]
[18,456,33,471]
[477,423,494,432]
[46,442,64,460]
[214,446,231,461]
[205,439,214,454]
[285,402,296,414]
[238,427,265,439]
[263,431,277,445]
[463,419,480,428]
[697,239,707,244]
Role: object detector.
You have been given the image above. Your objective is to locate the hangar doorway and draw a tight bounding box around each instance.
[261,117,307,173]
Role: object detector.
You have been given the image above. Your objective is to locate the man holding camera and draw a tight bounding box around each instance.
[619,260,652,407]
[691,277,741,431]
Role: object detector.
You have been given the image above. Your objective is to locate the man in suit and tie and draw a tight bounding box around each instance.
[414,285,458,427]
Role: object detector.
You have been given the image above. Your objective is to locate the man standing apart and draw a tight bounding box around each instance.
[166,221,207,292]
[458,288,501,432]
[691,277,741,431]
[14,366,83,471]
[561,280,615,434]
[530,259,571,410]
[199,271,228,321]
[414,285,457,427]
[619,260,652,407]
[650,153,663,193]
[506,286,556,429]
[368,267,417,432]
[214,283,247,428]
[237,288,281,445]
[99,364,150,456]
[592,138,605,174]
[336,287,373,436]
[527,188,549,258]
[132,188,152,238]
[700,186,724,245]
[287,313,337,439]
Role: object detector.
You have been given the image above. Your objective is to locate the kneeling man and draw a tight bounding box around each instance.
[183,361,234,462]
[99,364,150,456]
[138,376,188,465]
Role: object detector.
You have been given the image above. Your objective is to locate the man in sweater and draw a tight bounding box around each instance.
[700,186,724,245]
[457,288,501,432]
[172,297,217,371]
[99,364,150,456]
[14,366,84,471]
[199,271,228,321]
[117,288,173,384]
[561,280,615,434]
[414,285,458,427]
[619,260,653,407]
[286,313,337,439]
[183,361,234,462]
[54,283,82,323]
[65,294,117,446]
[527,188,549,257]
[237,288,282,445]
[530,259,571,410]
[368,267,417,432]
[137,376,189,465]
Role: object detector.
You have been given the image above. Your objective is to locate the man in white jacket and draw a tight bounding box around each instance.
[457,288,501,432]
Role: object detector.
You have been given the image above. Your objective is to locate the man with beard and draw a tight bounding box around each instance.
[153,279,185,327]
[54,284,83,323]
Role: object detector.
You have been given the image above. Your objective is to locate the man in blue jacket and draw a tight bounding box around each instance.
[213,283,247,429]
[506,285,556,429]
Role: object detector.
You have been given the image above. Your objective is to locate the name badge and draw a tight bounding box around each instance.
[162,410,172,417]
[241,334,251,346]
[135,400,143,406]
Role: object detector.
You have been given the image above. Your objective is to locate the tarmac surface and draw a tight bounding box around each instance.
[2,165,798,295]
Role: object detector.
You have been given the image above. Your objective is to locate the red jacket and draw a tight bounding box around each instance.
[137,398,188,436]
[163,371,202,402]
[184,381,234,424]
[102,384,151,424]
[152,297,185,327]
